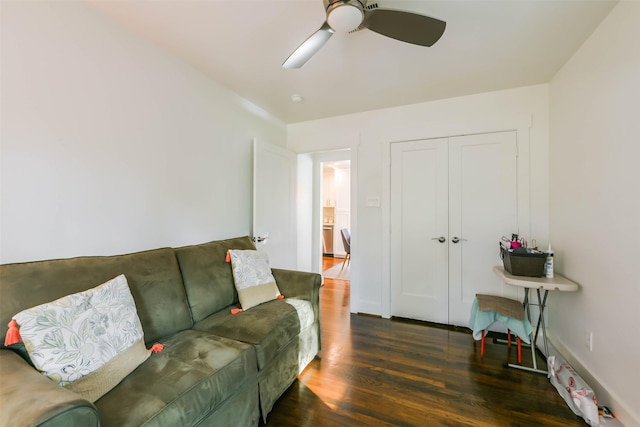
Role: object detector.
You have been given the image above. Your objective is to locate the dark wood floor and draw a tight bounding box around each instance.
[263,258,583,426]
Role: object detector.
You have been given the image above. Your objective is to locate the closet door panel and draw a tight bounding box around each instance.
[390,139,448,323]
[448,131,518,326]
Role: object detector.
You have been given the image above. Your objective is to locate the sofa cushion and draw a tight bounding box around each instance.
[192,298,314,370]
[174,237,256,323]
[13,274,150,401]
[94,329,257,427]
[229,249,281,311]
[0,248,192,347]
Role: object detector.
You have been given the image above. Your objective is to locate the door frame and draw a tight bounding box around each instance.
[380,116,533,319]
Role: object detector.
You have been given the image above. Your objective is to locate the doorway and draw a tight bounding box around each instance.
[321,160,351,281]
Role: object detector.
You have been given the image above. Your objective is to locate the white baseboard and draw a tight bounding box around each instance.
[547,335,639,427]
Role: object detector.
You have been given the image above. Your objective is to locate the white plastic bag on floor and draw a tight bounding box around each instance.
[548,354,600,426]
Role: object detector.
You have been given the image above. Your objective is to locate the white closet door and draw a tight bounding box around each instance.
[448,131,518,326]
[390,139,449,322]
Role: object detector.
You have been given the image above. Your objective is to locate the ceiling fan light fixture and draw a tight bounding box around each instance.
[283,0,446,69]
[327,2,364,33]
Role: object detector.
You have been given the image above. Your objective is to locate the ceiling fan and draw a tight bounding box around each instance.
[283,0,446,69]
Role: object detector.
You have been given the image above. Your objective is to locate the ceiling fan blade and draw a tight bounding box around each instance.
[362,9,446,47]
[283,22,335,69]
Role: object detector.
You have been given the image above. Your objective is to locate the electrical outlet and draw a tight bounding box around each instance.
[585,330,594,351]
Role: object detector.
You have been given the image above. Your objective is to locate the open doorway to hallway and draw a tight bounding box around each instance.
[318,156,350,285]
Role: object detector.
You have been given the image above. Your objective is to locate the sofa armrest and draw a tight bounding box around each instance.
[271,268,322,318]
[0,350,100,427]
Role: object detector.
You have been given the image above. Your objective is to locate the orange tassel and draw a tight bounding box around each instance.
[225,251,231,263]
[4,319,21,346]
[150,343,164,353]
[231,308,243,315]
[277,295,284,299]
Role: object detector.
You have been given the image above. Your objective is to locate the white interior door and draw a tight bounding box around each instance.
[390,139,449,322]
[448,131,518,326]
[252,139,297,270]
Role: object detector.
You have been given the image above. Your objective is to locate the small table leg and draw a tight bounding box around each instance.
[536,289,550,358]
[505,288,549,375]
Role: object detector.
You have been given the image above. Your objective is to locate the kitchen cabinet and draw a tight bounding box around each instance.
[323,167,335,207]
[323,225,334,256]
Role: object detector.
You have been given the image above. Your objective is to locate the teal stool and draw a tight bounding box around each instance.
[469,294,533,363]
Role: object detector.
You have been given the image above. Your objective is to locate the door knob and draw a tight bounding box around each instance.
[451,237,467,244]
[253,234,269,243]
[432,236,446,243]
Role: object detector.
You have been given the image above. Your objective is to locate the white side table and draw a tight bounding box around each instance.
[493,266,579,374]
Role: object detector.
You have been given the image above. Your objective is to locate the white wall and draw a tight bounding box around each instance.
[549,2,640,425]
[289,85,550,316]
[0,1,286,264]
[296,153,313,272]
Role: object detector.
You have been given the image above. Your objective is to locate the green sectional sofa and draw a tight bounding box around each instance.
[0,236,322,426]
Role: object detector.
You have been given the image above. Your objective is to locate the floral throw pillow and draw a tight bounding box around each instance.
[229,249,282,311]
[13,274,150,401]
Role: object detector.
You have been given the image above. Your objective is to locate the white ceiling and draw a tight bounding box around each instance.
[86,0,617,124]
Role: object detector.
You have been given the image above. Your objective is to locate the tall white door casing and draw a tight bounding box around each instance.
[252,139,297,270]
[390,139,449,323]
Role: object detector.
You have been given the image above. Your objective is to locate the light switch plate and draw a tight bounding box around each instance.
[366,196,380,207]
